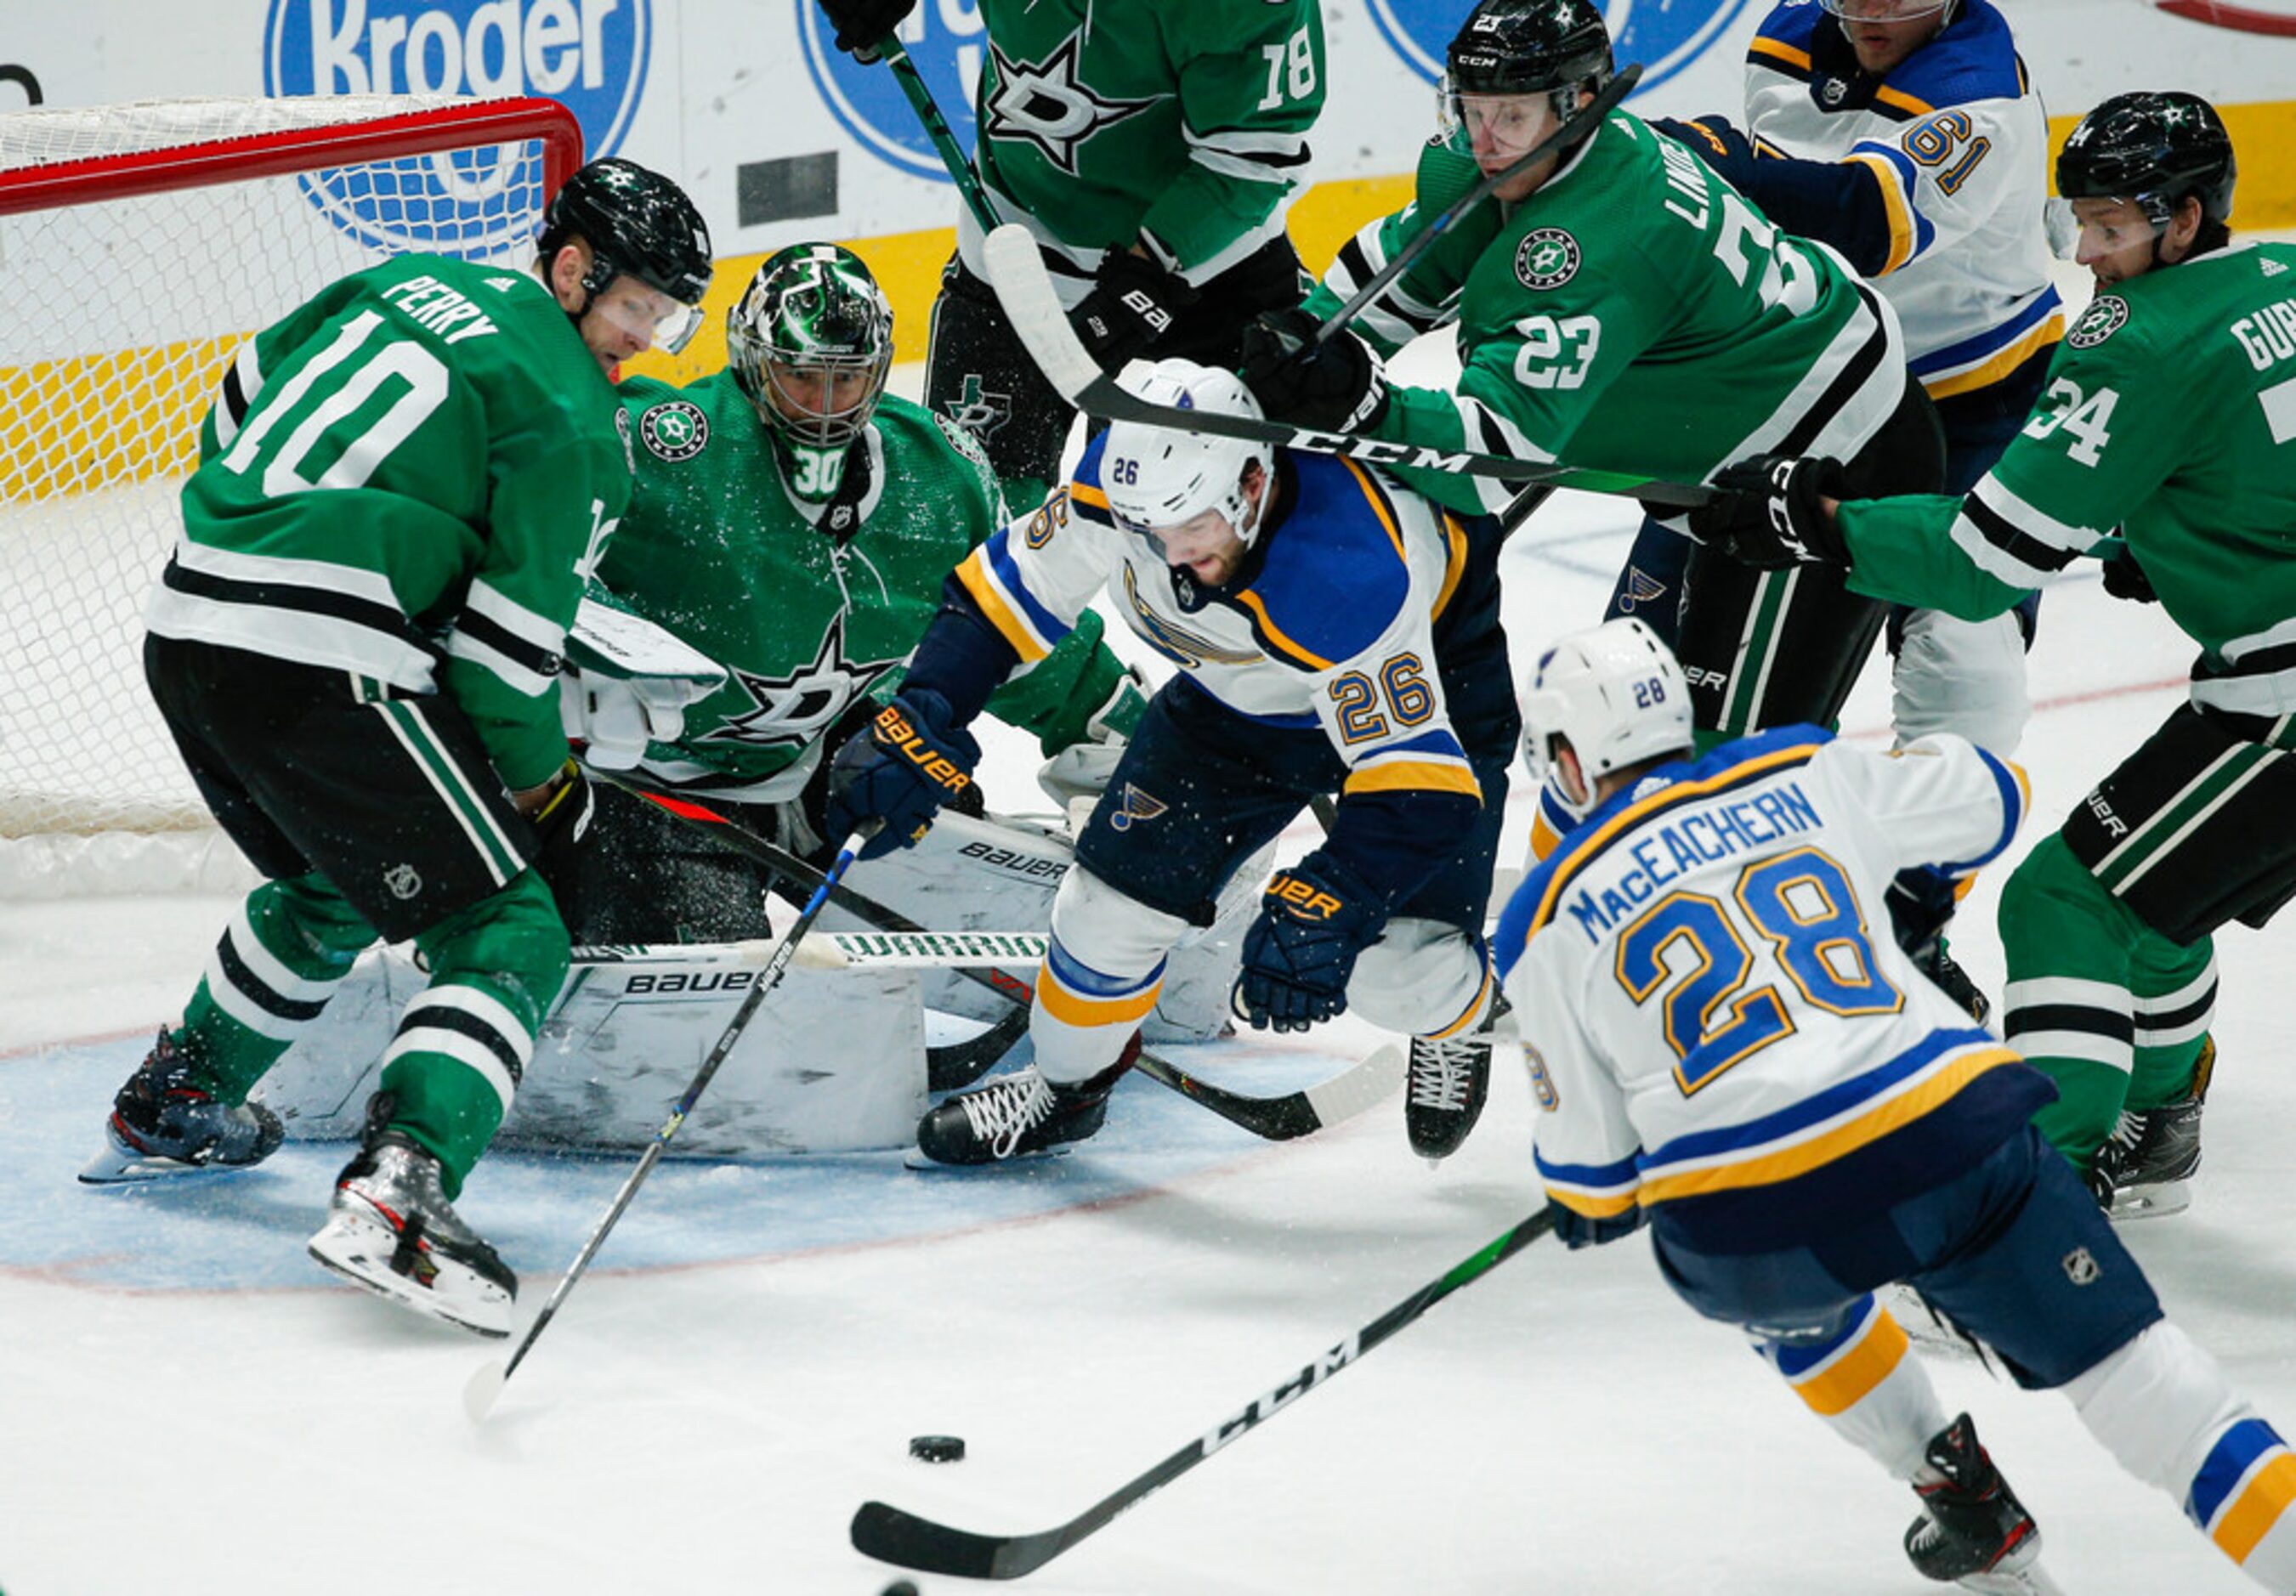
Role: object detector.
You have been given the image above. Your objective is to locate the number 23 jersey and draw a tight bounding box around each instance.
[1493,727,2040,1253]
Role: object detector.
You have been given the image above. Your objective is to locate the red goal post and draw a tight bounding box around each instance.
[0,95,581,896]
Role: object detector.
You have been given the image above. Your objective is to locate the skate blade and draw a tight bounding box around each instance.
[307,1212,513,1338]
[901,1146,1074,1172]
[1957,1561,2064,1595]
[77,1139,235,1185]
[2108,1181,2192,1221]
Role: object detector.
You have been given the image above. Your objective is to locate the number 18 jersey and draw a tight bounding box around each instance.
[1493,727,2041,1254]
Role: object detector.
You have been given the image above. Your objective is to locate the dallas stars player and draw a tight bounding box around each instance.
[815,0,1324,509]
[564,243,1142,944]
[1242,0,1943,757]
[81,159,714,1338]
[1692,93,2295,1219]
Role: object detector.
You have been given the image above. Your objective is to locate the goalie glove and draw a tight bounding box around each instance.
[1687,455,1851,569]
[558,597,727,769]
[1233,853,1386,1033]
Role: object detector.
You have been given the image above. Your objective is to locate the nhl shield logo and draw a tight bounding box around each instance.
[1514,228,1582,291]
[383,863,422,901]
[2067,296,2129,349]
[640,401,710,461]
[2062,1246,2100,1285]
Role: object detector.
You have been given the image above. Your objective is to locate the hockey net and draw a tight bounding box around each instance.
[0,95,581,897]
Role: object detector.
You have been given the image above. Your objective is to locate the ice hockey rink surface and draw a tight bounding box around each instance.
[6,338,2294,1593]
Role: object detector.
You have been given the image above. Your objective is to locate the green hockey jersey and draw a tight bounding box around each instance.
[1840,241,2296,734]
[1309,114,1908,516]
[149,253,628,790]
[600,372,1131,801]
[967,0,1323,280]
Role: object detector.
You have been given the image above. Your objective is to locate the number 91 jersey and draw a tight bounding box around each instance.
[1492,727,2043,1254]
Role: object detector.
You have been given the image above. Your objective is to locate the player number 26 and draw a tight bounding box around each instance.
[1614,846,1902,1094]
[1328,653,1436,744]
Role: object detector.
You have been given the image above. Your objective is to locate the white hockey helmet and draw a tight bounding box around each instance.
[1520,618,1694,819]
[1100,359,1275,545]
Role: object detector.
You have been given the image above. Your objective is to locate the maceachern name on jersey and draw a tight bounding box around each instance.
[1561,782,1824,942]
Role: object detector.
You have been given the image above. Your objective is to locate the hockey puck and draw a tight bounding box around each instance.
[881,1582,921,1596]
[908,1434,966,1463]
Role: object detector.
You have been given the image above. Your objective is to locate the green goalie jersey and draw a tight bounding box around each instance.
[149,253,627,790]
[970,0,1323,278]
[1839,241,2296,734]
[600,371,1131,800]
[1307,113,1907,517]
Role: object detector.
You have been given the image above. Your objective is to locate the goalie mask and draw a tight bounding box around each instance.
[1520,618,1693,822]
[1100,359,1274,547]
[728,244,894,507]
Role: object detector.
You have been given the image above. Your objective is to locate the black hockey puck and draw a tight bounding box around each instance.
[881,1582,921,1596]
[908,1434,966,1463]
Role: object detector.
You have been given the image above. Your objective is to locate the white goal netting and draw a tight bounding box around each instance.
[0,94,579,897]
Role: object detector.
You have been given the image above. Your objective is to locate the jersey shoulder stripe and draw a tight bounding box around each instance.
[1235,456,1412,669]
[1884,1,2028,112]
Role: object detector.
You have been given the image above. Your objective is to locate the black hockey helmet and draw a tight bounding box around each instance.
[2056,92,2236,231]
[1446,0,1614,100]
[538,156,714,349]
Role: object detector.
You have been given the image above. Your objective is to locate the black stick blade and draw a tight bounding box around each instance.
[851,1500,1065,1581]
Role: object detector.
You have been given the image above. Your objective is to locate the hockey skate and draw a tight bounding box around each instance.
[914,1039,1137,1166]
[307,1103,516,1338]
[2092,1036,2214,1220]
[1405,993,1507,1162]
[79,1029,285,1184]
[1904,1414,2061,1594]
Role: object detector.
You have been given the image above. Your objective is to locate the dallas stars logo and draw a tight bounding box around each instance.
[942,373,1013,440]
[1513,229,1581,291]
[640,401,710,462]
[700,612,898,750]
[983,31,1159,178]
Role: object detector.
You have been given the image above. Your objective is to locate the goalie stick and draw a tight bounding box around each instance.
[598,773,1404,1143]
[464,833,865,1421]
[850,1207,1558,1579]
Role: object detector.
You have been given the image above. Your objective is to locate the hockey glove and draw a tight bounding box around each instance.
[1239,308,1390,433]
[1233,853,1386,1033]
[523,759,596,930]
[824,689,983,861]
[1072,251,1199,367]
[815,0,915,62]
[2100,544,2159,604]
[1648,116,1758,182]
[1688,455,1851,569]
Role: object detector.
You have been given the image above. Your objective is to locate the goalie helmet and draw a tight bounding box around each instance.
[1520,618,1692,821]
[538,157,713,352]
[727,244,894,506]
[2057,92,2236,233]
[1442,0,1613,150]
[1100,359,1274,544]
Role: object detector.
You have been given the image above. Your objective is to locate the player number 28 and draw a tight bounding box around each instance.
[1615,846,1902,1094]
[1328,653,1436,744]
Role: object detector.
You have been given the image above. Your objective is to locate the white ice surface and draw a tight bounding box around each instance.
[5,325,2293,1596]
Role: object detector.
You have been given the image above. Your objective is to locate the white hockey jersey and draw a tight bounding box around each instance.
[951,433,1485,809]
[1743,0,2063,400]
[1493,727,2044,1254]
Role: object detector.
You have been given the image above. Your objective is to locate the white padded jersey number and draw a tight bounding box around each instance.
[219,310,451,495]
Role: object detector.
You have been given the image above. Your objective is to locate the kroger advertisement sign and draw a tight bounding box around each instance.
[796,2,983,185]
[263,0,652,252]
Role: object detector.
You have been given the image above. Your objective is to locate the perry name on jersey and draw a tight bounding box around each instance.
[1494,727,2038,1255]
[1743,0,2063,398]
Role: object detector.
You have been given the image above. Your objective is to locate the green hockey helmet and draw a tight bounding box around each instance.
[538,157,714,352]
[2057,92,2236,232]
[727,244,894,504]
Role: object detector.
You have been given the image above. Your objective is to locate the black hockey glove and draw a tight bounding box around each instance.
[1239,308,1391,433]
[1688,455,1851,569]
[2100,544,2160,604]
[824,689,982,861]
[1071,251,1199,367]
[815,0,916,62]
[1233,854,1386,1033]
[1648,116,1758,182]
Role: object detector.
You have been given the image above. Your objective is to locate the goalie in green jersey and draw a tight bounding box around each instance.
[1693,93,2296,1222]
[556,243,1147,948]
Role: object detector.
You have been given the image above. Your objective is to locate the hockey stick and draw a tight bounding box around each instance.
[851,1206,1559,1578]
[573,930,1052,971]
[598,773,1404,1141]
[878,35,1001,236]
[984,221,1709,507]
[1311,63,1641,348]
[463,832,868,1422]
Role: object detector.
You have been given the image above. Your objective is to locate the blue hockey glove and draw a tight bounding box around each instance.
[824,689,982,861]
[1688,455,1850,569]
[1649,116,1758,182]
[1072,251,1198,367]
[1239,308,1390,433]
[1233,854,1386,1033]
